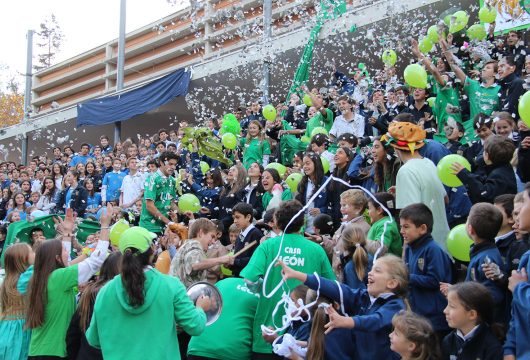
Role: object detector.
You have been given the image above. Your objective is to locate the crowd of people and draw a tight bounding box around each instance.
[1,15,530,360]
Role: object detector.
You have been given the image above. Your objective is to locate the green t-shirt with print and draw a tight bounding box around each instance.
[464,77,500,120]
[434,81,462,133]
[139,170,177,233]
[240,233,335,354]
[240,137,271,170]
[187,278,259,360]
[29,265,78,357]
[367,216,402,257]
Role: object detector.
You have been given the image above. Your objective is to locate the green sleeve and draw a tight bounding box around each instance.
[240,137,246,148]
[240,242,268,282]
[281,189,293,201]
[171,275,207,336]
[324,109,334,127]
[282,120,293,131]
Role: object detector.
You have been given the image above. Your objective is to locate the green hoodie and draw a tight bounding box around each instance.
[86,268,206,360]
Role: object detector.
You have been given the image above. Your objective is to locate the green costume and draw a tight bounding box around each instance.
[86,269,206,360]
[261,189,293,210]
[139,169,176,233]
[240,233,335,354]
[464,77,500,141]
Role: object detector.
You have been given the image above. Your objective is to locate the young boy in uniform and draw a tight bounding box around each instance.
[231,203,263,277]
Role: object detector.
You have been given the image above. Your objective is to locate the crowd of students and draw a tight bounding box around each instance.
[0,18,530,360]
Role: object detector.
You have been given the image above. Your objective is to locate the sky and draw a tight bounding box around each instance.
[0,0,189,88]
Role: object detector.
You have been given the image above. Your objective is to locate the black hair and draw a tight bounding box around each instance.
[233,202,254,220]
[296,152,325,204]
[146,159,158,168]
[158,151,179,164]
[313,214,333,236]
[448,282,494,325]
[274,200,305,233]
[263,168,281,185]
[336,133,358,147]
[473,113,493,129]
[393,113,416,124]
[121,247,154,307]
[368,192,397,217]
[158,128,168,135]
[399,203,433,233]
[310,133,329,147]
[467,203,503,241]
[80,143,90,149]
[500,55,516,67]
[493,194,515,219]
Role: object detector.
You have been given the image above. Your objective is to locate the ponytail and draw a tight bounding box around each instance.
[121,247,152,308]
[341,224,369,281]
[306,305,327,360]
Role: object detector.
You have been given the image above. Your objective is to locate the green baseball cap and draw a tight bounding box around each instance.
[118,226,157,253]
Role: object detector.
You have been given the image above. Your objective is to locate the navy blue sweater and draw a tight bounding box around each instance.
[442,324,503,360]
[504,250,530,358]
[457,164,517,204]
[305,274,405,360]
[405,234,453,331]
[466,242,505,306]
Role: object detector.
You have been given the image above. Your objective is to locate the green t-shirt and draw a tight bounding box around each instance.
[240,137,271,170]
[29,264,78,357]
[305,108,334,138]
[464,77,500,121]
[187,278,259,360]
[261,189,293,210]
[240,233,335,354]
[434,81,461,133]
[367,216,402,257]
[139,169,177,233]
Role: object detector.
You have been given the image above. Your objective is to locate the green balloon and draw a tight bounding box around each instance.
[311,127,328,138]
[178,193,201,213]
[223,113,237,123]
[427,97,436,108]
[404,64,428,89]
[478,6,497,23]
[467,24,486,41]
[320,156,330,174]
[285,173,303,193]
[266,162,287,178]
[419,37,433,54]
[427,25,440,43]
[446,224,473,262]
[449,10,469,33]
[220,118,241,136]
[518,91,530,127]
[263,104,277,122]
[437,154,471,187]
[200,161,210,174]
[221,133,237,150]
[301,135,310,143]
[109,219,130,247]
[303,94,313,107]
[381,49,397,66]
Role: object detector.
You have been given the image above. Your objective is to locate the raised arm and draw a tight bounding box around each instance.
[411,39,445,86]
[439,35,467,84]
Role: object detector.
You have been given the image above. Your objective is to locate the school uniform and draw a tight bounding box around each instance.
[305,274,405,360]
[466,242,505,307]
[405,234,453,331]
[442,324,503,360]
[503,250,530,358]
[457,164,517,204]
[343,251,373,290]
[232,224,263,277]
[56,184,88,217]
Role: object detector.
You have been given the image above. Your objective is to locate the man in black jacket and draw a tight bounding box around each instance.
[498,56,526,120]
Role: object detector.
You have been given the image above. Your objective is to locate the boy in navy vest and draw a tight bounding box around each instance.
[400,203,453,339]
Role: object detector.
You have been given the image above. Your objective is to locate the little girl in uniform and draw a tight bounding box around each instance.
[241,120,271,169]
[279,254,408,360]
[390,311,441,360]
[442,282,503,360]
[340,224,373,290]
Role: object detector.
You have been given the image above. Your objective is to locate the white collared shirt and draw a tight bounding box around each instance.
[240,223,255,239]
[456,325,480,341]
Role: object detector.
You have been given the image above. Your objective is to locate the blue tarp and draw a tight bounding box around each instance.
[76,68,191,127]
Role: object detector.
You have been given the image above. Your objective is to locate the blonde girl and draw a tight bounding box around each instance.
[278,254,409,360]
[390,311,441,360]
[241,120,271,169]
[0,243,34,360]
[341,224,373,289]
